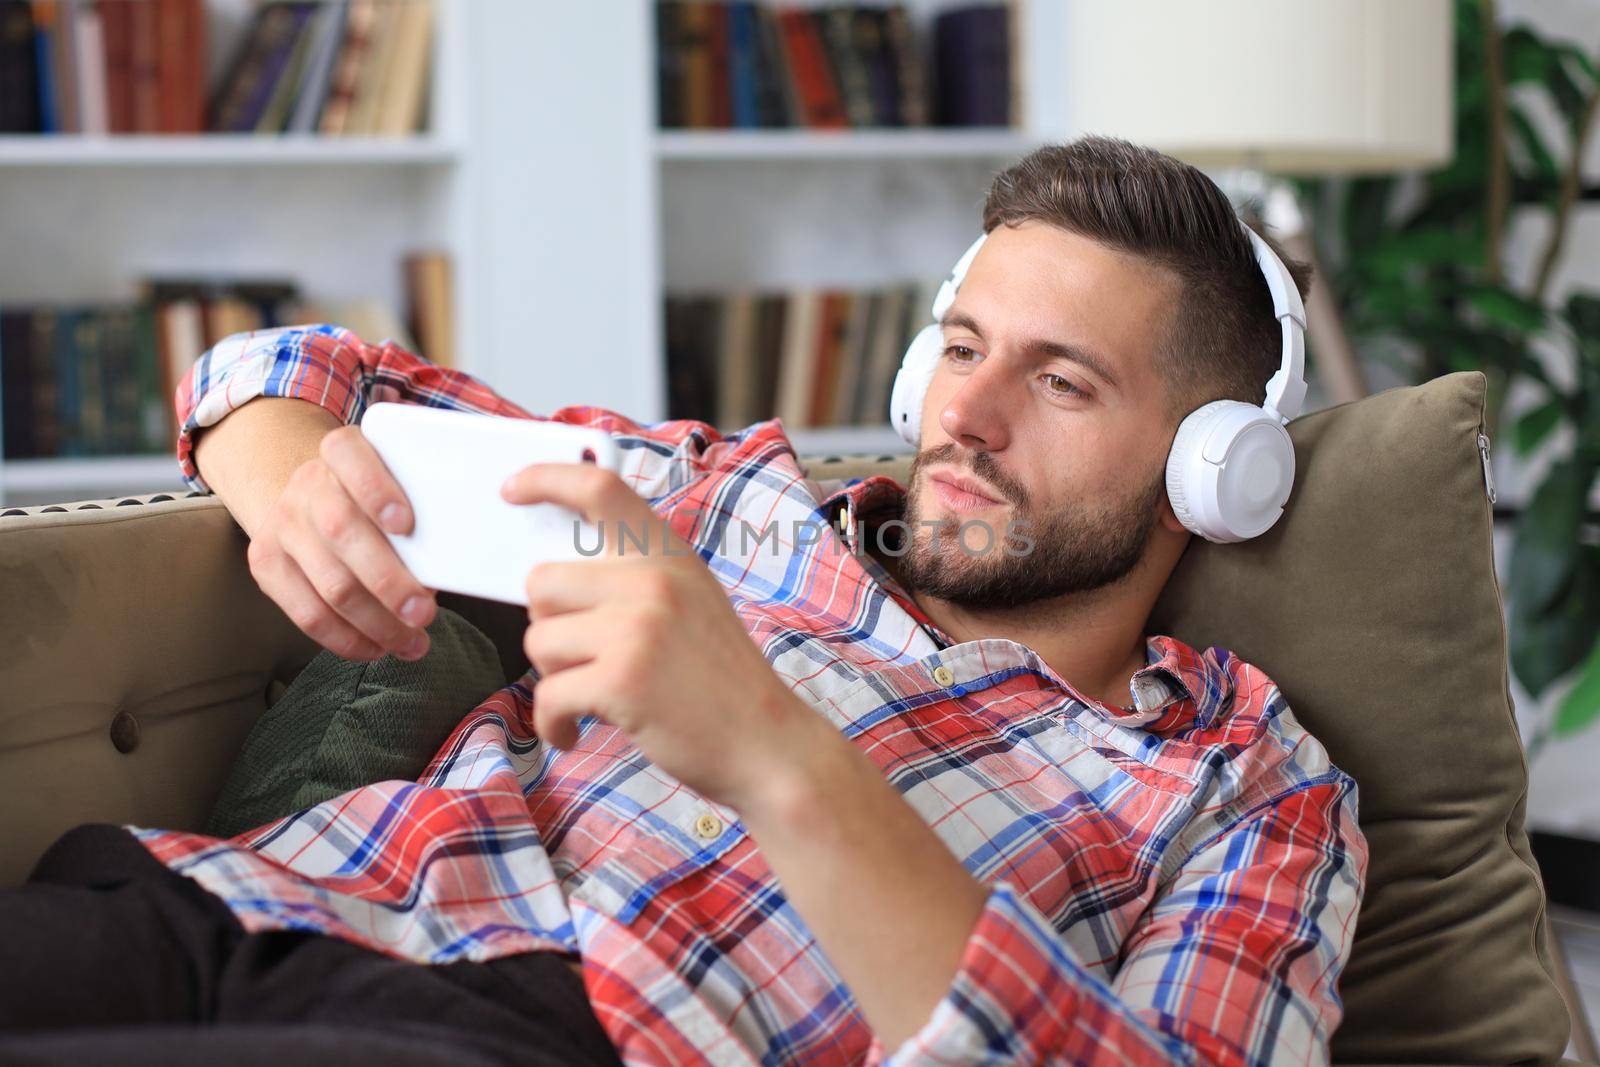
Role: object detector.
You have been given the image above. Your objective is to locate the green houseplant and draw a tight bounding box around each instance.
[1302,0,1599,756]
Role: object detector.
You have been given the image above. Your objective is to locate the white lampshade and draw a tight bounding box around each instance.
[1031,0,1454,174]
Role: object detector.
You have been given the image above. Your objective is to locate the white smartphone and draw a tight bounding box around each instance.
[360,403,620,606]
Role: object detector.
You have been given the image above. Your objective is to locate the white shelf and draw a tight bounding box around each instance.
[787,425,911,456]
[3,455,188,498]
[0,135,462,168]
[656,128,1037,162]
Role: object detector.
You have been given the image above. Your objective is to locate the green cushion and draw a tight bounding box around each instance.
[206,606,508,839]
[1149,372,1570,1064]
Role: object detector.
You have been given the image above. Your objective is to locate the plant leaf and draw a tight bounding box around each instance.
[1553,638,1600,737]
[1514,398,1565,455]
[1508,458,1590,617]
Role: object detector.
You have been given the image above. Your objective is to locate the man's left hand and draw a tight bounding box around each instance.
[501,462,825,811]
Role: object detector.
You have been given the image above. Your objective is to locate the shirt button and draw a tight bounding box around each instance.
[932,665,955,687]
[694,812,723,839]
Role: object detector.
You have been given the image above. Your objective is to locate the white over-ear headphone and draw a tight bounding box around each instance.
[888,224,1307,544]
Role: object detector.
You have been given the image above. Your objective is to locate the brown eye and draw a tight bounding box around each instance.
[944,345,979,363]
[1043,374,1086,398]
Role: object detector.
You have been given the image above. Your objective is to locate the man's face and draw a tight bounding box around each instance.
[897,221,1185,610]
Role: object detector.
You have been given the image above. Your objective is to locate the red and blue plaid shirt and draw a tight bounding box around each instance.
[140,324,1367,1065]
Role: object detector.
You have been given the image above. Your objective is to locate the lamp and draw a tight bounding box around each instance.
[1022,0,1456,402]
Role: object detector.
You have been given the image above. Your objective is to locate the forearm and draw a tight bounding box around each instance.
[737,706,990,1050]
[192,397,341,539]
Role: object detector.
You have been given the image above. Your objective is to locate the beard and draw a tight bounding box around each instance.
[894,442,1168,612]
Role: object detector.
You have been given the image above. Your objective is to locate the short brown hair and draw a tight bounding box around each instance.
[982,136,1312,417]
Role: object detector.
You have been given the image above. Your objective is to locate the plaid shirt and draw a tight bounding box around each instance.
[141,324,1368,1066]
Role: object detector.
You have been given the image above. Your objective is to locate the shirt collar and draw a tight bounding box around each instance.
[817,474,1233,734]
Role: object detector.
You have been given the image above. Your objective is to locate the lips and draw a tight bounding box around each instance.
[928,470,1004,512]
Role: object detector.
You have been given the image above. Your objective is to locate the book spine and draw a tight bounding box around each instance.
[883,5,926,126]
[0,2,41,132]
[130,304,165,452]
[32,1,58,133]
[129,0,160,131]
[317,0,375,135]
[53,0,78,132]
[726,1,759,129]
[0,311,35,459]
[704,0,730,128]
[288,0,348,133]
[71,0,106,133]
[374,0,432,136]
[29,309,58,457]
[750,3,791,128]
[100,0,133,133]
[777,9,845,129]
[654,1,683,128]
[820,6,871,127]
[678,1,711,128]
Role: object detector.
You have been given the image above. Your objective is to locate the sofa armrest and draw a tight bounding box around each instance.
[0,491,320,886]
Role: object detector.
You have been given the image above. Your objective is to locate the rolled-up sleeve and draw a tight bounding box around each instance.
[171,323,534,493]
[871,771,1367,1066]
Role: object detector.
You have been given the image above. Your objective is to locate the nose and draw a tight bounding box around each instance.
[937,359,1013,453]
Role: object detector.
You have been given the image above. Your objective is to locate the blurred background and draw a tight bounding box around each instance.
[0,0,1595,1044]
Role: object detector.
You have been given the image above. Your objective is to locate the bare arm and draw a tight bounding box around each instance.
[193,397,341,539]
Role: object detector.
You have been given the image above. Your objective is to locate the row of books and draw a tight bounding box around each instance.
[655,2,1013,130]
[665,283,937,431]
[0,254,454,460]
[0,0,433,137]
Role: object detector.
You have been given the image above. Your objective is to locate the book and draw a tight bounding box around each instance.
[856,284,911,426]
[71,0,106,133]
[128,0,160,132]
[882,5,926,126]
[0,1,41,133]
[255,5,320,133]
[287,0,349,133]
[99,0,132,132]
[819,7,872,127]
[346,0,402,135]
[853,8,899,127]
[52,0,78,133]
[28,309,59,457]
[664,295,721,420]
[31,0,60,132]
[211,2,317,133]
[318,0,376,135]
[374,0,431,136]
[725,1,759,129]
[0,311,34,458]
[776,8,845,129]
[678,0,713,128]
[715,291,760,426]
[655,1,686,128]
[404,250,455,368]
[830,288,877,424]
[751,4,794,127]
[704,0,731,127]
[933,5,1011,127]
[773,288,820,427]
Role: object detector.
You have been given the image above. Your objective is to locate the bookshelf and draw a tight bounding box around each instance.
[1,0,1073,505]
[649,0,1069,455]
[0,0,475,505]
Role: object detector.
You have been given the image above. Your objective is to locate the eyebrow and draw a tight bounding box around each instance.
[939,309,1121,391]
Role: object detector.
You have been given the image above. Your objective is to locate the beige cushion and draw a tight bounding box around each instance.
[1147,372,1568,1064]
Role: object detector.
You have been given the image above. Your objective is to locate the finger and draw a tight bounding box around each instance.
[499,462,650,527]
[282,523,430,659]
[321,424,415,535]
[249,538,388,661]
[522,607,616,676]
[304,462,437,629]
[532,663,608,750]
[524,558,663,618]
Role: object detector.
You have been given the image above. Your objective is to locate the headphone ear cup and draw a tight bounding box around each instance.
[889,323,943,447]
[1166,399,1295,543]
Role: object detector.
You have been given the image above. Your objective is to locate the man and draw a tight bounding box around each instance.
[2,138,1365,1065]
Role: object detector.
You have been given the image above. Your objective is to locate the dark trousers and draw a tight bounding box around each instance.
[0,825,623,1067]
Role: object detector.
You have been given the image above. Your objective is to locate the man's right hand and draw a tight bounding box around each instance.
[245,424,437,661]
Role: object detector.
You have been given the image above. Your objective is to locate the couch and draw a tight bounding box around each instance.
[0,371,1585,1064]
